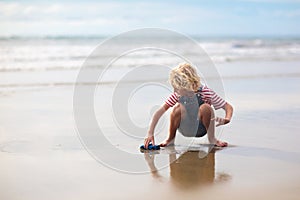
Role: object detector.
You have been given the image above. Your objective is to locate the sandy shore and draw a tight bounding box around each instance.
[0,61,300,200]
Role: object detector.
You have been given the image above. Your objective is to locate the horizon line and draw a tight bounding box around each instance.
[1,34,300,39]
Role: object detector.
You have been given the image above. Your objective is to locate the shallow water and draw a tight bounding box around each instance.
[1,59,300,199]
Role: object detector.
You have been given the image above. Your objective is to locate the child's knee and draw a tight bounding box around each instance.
[199,103,212,117]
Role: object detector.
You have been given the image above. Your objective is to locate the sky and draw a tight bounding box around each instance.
[0,0,300,37]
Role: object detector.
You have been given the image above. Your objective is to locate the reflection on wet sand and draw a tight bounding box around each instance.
[144,147,231,190]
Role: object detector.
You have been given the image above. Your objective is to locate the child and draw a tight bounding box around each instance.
[144,63,233,149]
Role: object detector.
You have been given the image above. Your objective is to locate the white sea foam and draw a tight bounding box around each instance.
[0,37,299,72]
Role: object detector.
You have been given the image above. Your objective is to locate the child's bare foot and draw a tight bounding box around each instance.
[214,140,228,147]
[160,139,175,147]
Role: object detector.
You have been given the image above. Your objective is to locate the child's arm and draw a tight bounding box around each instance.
[224,102,233,122]
[216,102,233,126]
[144,104,169,148]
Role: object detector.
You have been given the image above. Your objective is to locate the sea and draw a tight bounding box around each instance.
[0,36,300,92]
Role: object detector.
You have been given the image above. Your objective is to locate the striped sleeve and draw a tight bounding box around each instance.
[165,93,179,107]
[201,85,226,110]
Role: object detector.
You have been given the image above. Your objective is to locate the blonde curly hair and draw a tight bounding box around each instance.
[169,62,201,91]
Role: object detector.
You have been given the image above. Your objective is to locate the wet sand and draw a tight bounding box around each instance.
[1,61,300,200]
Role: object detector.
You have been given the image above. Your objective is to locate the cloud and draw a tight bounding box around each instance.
[0,2,21,17]
[0,1,222,22]
[0,1,225,35]
[0,1,299,36]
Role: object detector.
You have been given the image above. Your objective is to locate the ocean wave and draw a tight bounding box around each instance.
[0,37,300,72]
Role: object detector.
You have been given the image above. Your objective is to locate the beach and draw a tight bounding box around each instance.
[0,37,300,199]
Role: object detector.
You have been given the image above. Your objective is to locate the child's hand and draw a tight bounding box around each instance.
[144,135,155,149]
[215,117,230,127]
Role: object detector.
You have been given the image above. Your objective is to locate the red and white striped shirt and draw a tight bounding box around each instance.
[165,85,226,110]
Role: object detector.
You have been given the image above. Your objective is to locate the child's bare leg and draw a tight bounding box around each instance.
[199,104,228,147]
[160,104,182,147]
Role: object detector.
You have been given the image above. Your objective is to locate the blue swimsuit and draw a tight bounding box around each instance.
[178,87,207,137]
